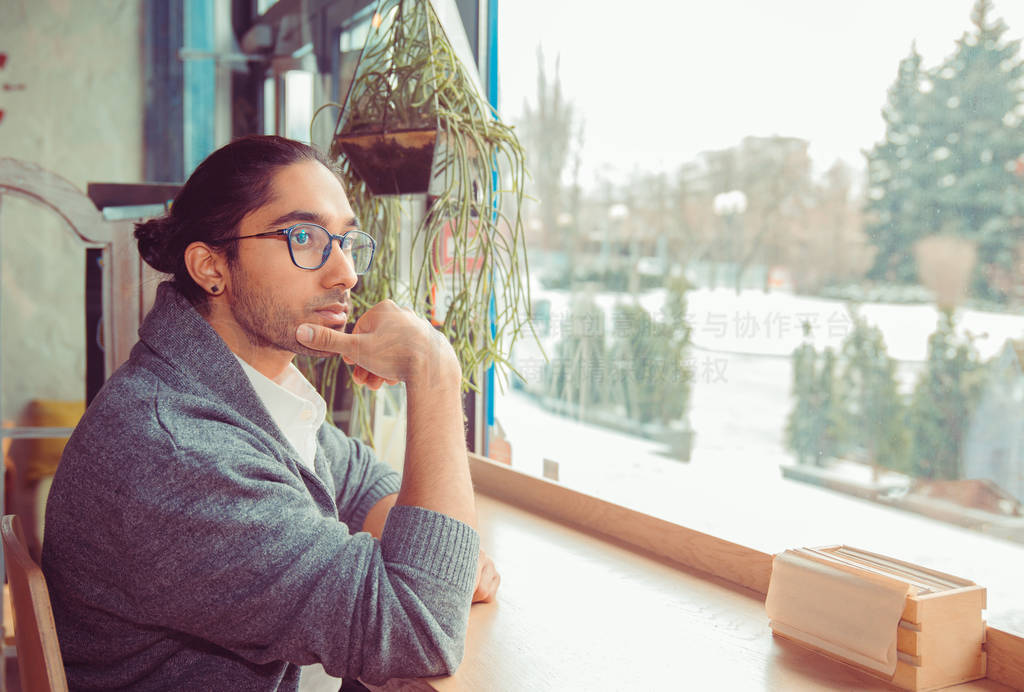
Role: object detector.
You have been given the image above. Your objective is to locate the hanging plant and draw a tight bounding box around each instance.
[309,0,537,441]
[333,0,442,195]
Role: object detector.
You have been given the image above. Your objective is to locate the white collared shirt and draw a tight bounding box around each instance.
[235,356,327,473]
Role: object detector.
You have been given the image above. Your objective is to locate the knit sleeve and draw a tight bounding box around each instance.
[319,426,401,531]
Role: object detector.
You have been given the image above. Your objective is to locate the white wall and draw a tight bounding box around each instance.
[0,0,143,421]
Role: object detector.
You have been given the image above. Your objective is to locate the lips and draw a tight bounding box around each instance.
[314,302,350,328]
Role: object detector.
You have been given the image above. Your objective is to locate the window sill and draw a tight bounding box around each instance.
[466,453,1024,690]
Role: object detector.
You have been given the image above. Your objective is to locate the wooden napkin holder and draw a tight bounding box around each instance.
[770,546,986,691]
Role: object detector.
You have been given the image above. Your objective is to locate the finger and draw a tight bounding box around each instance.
[472,553,497,602]
[473,571,499,603]
[297,323,359,356]
[352,367,387,390]
[351,366,369,386]
[485,569,500,598]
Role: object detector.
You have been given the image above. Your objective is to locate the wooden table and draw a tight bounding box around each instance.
[367,494,1014,691]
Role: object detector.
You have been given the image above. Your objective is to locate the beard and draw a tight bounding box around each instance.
[227,261,347,359]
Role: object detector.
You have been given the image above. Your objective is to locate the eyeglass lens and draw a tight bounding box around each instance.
[288,225,374,273]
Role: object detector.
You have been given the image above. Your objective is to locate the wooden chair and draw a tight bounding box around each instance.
[2,514,67,691]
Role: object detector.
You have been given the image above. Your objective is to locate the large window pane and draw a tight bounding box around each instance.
[496,0,1024,635]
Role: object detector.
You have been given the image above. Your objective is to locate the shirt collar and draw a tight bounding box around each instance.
[234,357,327,433]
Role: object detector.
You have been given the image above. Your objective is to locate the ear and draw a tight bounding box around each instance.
[184,242,229,296]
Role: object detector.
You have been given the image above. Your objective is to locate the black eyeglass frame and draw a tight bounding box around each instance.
[213,223,376,274]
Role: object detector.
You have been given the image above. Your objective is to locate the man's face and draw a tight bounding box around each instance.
[225,160,359,358]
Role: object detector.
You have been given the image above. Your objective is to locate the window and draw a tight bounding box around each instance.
[495,0,1024,636]
[263,69,316,142]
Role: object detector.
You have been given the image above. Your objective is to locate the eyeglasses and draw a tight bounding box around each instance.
[215,223,376,274]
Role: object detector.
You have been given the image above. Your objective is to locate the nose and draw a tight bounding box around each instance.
[321,236,358,290]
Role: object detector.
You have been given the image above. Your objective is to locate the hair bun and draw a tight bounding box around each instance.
[134,217,180,275]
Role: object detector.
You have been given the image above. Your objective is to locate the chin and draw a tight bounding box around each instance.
[294,344,333,359]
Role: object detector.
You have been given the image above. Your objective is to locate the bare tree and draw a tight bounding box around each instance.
[518,47,581,254]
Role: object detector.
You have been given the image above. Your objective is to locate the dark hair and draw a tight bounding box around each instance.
[134,135,336,306]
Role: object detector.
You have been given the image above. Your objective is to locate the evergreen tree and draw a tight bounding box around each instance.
[908,309,984,479]
[660,274,694,417]
[840,311,911,476]
[927,0,1024,301]
[865,1,1024,300]
[786,323,847,466]
[817,349,848,463]
[786,325,821,465]
[544,295,606,418]
[865,44,940,284]
[610,303,660,424]
[608,282,692,426]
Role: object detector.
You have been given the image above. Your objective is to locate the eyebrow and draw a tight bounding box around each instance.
[267,210,361,230]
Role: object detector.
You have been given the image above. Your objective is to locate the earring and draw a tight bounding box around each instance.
[210,285,220,295]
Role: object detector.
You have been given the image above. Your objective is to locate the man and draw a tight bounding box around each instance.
[42,135,498,690]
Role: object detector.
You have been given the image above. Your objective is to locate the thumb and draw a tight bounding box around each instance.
[296,323,359,355]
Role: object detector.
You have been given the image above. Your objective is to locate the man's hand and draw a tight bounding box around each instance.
[297,300,459,390]
[302,300,476,528]
[473,549,500,603]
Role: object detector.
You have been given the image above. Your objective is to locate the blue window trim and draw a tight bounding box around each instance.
[183,0,217,176]
[484,0,499,453]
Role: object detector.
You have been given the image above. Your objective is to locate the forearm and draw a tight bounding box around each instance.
[361,493,397,537]
[397,362,476,529]
[294,306,477,529]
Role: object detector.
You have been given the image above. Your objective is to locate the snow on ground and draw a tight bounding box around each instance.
[679,287,1018,361]
[497,285,1024,634]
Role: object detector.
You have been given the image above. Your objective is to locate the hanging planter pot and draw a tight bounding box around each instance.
[336,129,437,195]
[332,0,448,195]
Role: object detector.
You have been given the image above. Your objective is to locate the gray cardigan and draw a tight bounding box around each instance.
[41,283,479,691]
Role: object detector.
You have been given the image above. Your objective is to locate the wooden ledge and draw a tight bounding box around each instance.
[467,453,1024,690]
[469,452,773,595]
